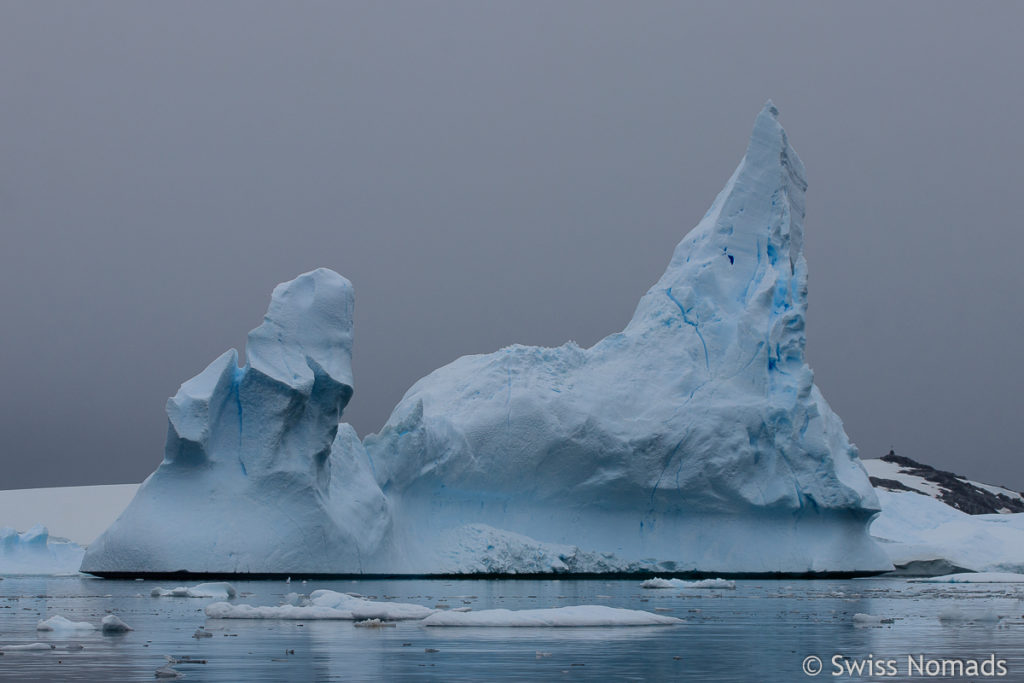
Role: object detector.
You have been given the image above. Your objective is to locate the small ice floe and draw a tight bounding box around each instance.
[205,590,433,621]
[911,572,1024,584]
[353,618,397,628]
[151,582,236,599]
[101,615,133,633]
[421,605,683,627]
[37,615,96,631]
[165,655,207,665]
[852,613,894,626]
[0,642,57,651]
[154,664,183,678]
[641,578,736,590]
[938,607,1000,624]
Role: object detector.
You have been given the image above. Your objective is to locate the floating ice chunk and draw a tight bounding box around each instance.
[353,618,396,628]
[101,615,133,633]
[421,605,683,627]
[155,664,183,678]
[640,578,736,590]
[911,572,1024,583]
[938,607,1000,623]
[852,613,893,625]
[151,582,236,599]
[36,615,96,631]
[0,642,57,651]
[206,591,433,621]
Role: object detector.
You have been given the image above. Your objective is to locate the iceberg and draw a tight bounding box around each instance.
[363,102,890,575]
[0,524,84,575]
[81,103,890,577]
[81,268,390,575]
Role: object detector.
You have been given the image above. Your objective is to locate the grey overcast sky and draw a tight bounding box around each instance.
[1,2,1022,490]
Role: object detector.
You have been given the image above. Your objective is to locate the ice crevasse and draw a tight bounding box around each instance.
[81,103,892,576]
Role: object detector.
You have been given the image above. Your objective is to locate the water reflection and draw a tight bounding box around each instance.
[0,577,1021,681]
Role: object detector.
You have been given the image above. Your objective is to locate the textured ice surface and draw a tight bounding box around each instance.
[421,605,682,627]
[364,103,889,575]
[0,525,84,575]
[81,269,390,574]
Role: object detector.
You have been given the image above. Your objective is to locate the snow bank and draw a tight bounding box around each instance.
[37,615,95,631]
[0,525,84,575]
[151,582,236,599]
[870,490,1024,574]
[641,578,736,590]
[206,591,433,621]
[421,605,682,627]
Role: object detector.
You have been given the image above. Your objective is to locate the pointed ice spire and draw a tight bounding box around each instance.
[624,102,811,383]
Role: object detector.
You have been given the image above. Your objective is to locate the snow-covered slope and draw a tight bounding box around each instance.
[864,453,1024,574]
[864,452,1024,514]
[0,525,84,575]
[363,102,890,575]
[81,269,390,575]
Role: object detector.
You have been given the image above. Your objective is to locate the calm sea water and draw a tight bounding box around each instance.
[1,576,1022,681]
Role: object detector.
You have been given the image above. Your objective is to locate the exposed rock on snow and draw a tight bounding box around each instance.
[81,269,390,574]
[420,605,682,627]
[864,452,1024,515]
[0,525,84,575]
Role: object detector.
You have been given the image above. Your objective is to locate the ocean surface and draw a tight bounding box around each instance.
[1,576,1022,681]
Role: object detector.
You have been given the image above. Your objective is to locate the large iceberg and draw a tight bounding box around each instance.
[363,102,890,575]
[81,269,389,575]
[82,103,890,577]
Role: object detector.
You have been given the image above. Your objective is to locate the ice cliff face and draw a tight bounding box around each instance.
[81,104,890,576]
[81,269,389,574]
[364,103,890,574]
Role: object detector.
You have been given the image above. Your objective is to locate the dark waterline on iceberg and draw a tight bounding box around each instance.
[82,569,888,581]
